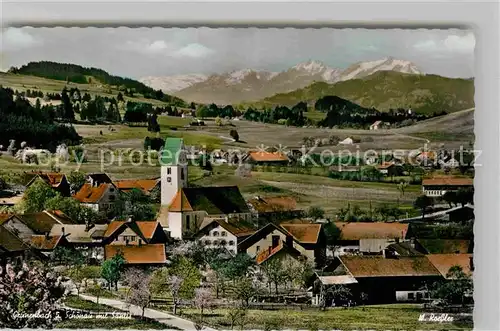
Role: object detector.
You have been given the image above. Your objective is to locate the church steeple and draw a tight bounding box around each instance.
[160,138,188,207]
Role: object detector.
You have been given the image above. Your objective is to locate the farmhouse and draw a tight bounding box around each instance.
[113,178,160,195]
[23,171,71,197]
[247,196,303,225]
[73,182,119,212]
[30,234,70,253]
[243,151,289,165]
[158,138,252,240]
[421,177,474,197]
[195,218,256,255]
[50,224,108,261]
[320,255,442,304]
[0,224,32,263]
[104,244,167,266]
[1,210,76,242]
[415,239,472,254]
[426,253,474,278]
[238,222,326,266]
[333,222,409,256]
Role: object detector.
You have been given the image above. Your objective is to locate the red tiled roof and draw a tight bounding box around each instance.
[280,223,322,244]
[426,254,473,279]
[105,244,167,264]
[30,235,63,250]
[422,177,474,186]
[335,222,408,240]
[73,183,111,203]
[168,190,193,212]
[340,256,441,277]
[104,221,160,240]
[26,171,66,187]
[104,221,126,238]
[248,151,288,162]
[248,196,297,213]
[113,179,159,193]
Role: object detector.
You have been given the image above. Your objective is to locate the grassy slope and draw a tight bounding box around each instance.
[0,72,170,107]
[249,71,474,114]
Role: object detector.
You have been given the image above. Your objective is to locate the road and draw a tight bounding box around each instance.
[78,294,217,331]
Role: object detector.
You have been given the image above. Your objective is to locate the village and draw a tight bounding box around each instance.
[0,136,474,330]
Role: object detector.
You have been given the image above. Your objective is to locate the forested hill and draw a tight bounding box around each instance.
[254,71,475,115]
[8,61,186,106]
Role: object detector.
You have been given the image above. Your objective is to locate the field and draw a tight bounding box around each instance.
[177,304,472,330]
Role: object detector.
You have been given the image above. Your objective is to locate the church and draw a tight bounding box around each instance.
[157,138,252,240]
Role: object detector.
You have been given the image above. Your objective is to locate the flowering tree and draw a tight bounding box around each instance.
[124,268,152,318]
[0,262,68,328]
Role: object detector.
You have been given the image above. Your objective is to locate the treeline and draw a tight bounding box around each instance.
[243,102,308,126]
[8,61,186,106]
[316,95,440,129]
[0,87,81,150]
[196,103,242,119]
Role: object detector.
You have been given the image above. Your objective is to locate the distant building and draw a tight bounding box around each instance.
[421,177,474,197]
[243,151,289,166]
[333,222,409,256]
[247,196,303,225]
[113,178,160,195]
[339,137,354,145]
[369,121,388,130]
[23,171,71,197]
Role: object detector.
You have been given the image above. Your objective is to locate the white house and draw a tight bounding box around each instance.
[73,182,119,212]
[369,121,387,130]
[339,137,354,145]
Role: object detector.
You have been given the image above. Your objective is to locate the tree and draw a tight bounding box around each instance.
[101,252,125,290]
[397,181,408,197]
[229,129,239,142]
[232,278,256,306]
[0,262,68,328]
[193,288,213,319]
[326,284,352,307]
[442,191,457,208]
[196,105,210,119]
[67,171,86,194]
[21,180,59,213]
[260,258,287,294]
[215,116,222,126]
[125,269,152,318]
[170,256,201,300]
[221,253,254,282]
[307,206,325,220]
[431,265,473,306]
[226,302,247,330]
[414,195,433,220]
[61,87,74,122]
[324,221,341,255]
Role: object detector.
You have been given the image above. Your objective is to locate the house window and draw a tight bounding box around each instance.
[130,236,136,241]
[109,195,115,201]
[167,177,172,183]
[256,246,260,253]
[181,169,185,180]
[186,215,191,230]
[213,231,219,237]
[221,231,227,237]
[167,168,172,175]
[205,240,211,245]
[213,240,219,245]
[110,188,115,192]
[408,293,415,300]
[220,240,227,246]
[229,240,235,246]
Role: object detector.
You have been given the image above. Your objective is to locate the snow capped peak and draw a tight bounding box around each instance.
[339,57,422,81]
[139,73,208,93]
[293,60,329,74]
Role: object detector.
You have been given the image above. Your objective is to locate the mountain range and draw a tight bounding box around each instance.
[140,57,423,104]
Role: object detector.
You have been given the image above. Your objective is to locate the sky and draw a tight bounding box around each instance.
[0,27,475,79]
